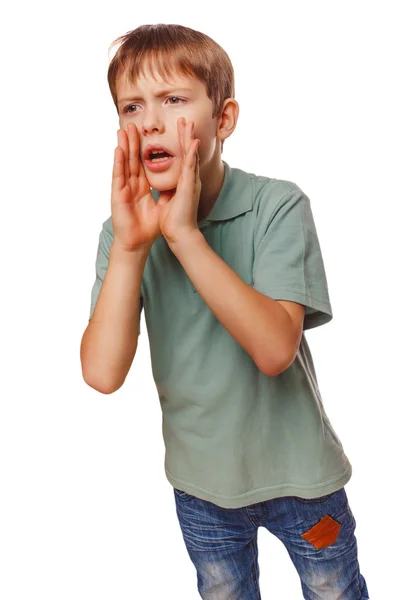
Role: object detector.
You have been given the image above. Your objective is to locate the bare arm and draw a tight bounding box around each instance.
[81,123,162,394]
[80,242,149,394]
[169,231,304,376]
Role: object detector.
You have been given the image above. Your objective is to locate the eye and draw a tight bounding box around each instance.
[123,104,138,114]
[122,97,184,115]
[167,97,184,105]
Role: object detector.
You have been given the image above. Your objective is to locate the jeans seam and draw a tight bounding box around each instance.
[250,534,261,599]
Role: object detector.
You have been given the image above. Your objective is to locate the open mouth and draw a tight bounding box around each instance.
[149,150,173,162]
[144,153,175,172]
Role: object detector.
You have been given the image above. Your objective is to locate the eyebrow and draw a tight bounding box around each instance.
[118,88,193,105]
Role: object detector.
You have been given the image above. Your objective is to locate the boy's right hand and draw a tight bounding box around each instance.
[111,123,161,252]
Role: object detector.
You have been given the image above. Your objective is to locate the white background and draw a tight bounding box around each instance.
[1,1,398,598]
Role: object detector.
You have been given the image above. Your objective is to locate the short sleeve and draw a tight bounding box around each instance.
[88,218,143,334]
[252,186,333,331]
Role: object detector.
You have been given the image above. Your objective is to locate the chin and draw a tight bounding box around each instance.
[146,172,179,192]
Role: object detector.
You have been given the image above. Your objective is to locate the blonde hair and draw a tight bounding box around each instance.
[107,24,235,151]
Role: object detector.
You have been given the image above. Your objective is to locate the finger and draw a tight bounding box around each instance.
[194,139,201,171]
[127,123,139,177]
[112,144,125,193]
[186,120,194,155]
[178,117,185,167]
[184,139,200,175]
[178,139,200,200]
[117,127,130,183]
[195,143,200,179]
[137,155,147,181]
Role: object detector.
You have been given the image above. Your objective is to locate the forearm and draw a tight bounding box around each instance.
[169,231,293,375]
[80,243,149,393]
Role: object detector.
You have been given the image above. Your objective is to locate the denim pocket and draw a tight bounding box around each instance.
[174,488,195,502]
[294,494,331,504]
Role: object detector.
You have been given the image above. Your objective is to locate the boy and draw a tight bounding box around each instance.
[80,23,369,599]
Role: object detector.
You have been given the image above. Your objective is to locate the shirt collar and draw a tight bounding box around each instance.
[151,160,253,228]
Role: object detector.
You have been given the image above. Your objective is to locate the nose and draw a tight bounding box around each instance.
[141,105,165,136]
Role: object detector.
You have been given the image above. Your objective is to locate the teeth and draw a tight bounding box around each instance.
[149,150,169,157]
[151,156,171,162]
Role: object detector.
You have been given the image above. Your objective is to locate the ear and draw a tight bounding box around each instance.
[217,98,239,143]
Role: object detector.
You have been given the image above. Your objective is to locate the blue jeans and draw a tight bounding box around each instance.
[173,487,368,599]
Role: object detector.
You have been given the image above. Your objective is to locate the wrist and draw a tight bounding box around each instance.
[110,241,151,263]
[167,227,204,254]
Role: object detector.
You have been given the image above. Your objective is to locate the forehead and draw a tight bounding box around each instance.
[115,62,206,99]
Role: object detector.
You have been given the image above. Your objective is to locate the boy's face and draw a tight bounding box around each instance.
[116,63,221,191]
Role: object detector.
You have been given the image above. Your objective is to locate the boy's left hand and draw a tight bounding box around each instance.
[157,117,201,246]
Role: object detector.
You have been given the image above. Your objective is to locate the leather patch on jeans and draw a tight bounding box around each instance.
[301,514,341,549]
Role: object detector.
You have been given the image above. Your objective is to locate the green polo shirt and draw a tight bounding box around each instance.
[89,160,352,509]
